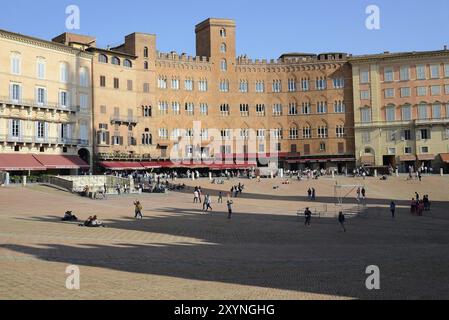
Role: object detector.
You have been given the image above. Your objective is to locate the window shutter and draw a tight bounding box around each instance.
[416,130,422,140]
[35,121,38,138]
[9,84,13,101]
[8,119,12,137]
[45,122,49,140]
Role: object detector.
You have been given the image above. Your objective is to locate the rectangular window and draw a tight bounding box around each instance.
[317,102,327,114]
[10,83,21,102]
[384,67,394,82]
[172,102,180,115]
[11,119,20,137]
[384,88,395,98]
[361,131,371,144]
[301,79,309,91]
[360,90,370,100]
[158,101,168,115]
[11,54,21,75]
[36,87,46,105]
[404,147,412,154]
[127,80,133,91]
[403,130,412,141]
[421,146,429,154]
[273,104,282,116]
[336,126,345,138]
[288,103,298,115]
[240,104,249,117]
[417,86,427,96]
[100,76,106,87]
[301,102,311,115]
[400,66,410,81]
[430,65,440,79]
[386,107,395,122]
[198,80,208,92]
[143,83,150,93]
[302,127,311,139]
[316,78,327,90]
[59,91,69,108]
[185,103,194,116]
[334,101,345,113]
[36,121,45,139]
[416,65,426,80]
[158,77,167,89]
[333,78,344,89]
[256,104,265,116]
[200,103,208,116]
[114,78,119,89]
[37,60,46,79]
[402,106,412,121]
[361,108,371,123]
[220,104,230,116]
[171,78,180,90]
[400,87,411,97]
[239,80,248,93]
[288,79,297,92]
[80,94,88,112]
[184,79,194,91]
[360,69,370,83]
[431,85,441,96]
[432,104,441,119]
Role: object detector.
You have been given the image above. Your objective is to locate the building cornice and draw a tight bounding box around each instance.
[0,29,93,59]
[349,50,449,65]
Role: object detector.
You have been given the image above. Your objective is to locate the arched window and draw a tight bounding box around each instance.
[220,59,227,71]
[220,28,227,38]
[123,59,132,68]
[144,47,149,58]
[99,54,108,63]
[144,61,149,70]
[111,56,120,65]
[220,43,227,53]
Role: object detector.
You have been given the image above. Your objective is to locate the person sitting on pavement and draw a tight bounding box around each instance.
[62,211,78,222]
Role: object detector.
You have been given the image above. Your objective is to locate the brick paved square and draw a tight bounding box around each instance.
[0,176,448,300]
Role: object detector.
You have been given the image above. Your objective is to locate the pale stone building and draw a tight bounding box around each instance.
[0,29,93,175]
[350,50,449,173]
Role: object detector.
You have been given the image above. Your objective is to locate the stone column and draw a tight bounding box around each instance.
[441,168,444,177]
[22,176,27,187]
[5,172,10,185]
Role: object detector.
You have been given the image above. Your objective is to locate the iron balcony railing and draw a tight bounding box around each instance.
[0,134,89,146]
[0,96,78,113]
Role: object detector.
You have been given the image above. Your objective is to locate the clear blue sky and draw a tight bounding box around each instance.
[1,0,448,58]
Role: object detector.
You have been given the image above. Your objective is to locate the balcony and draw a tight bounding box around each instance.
[0,134,87,146]
[110,116,138,125]
[415,117,449,126]
[0,96,77,114]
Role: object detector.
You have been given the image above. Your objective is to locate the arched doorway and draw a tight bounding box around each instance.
[78,148,90,165]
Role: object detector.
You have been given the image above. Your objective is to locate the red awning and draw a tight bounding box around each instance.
[0,154,47,171]
[100,162,144,170]
[440,153,449,163]
[140,162,162,169]
[417,154,435,161]
[33,155,90,169]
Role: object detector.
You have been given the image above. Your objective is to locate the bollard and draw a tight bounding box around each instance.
[441,168,444,177]
[270,171,274,179]
[374,169,378,177]
[22,175,27,187]
[280,169,284,178]
[209,172,212,181]
[332,171,335,179]
[5,172,10,185]
[395,169,399,177]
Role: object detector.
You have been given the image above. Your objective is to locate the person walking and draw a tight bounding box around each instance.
[218,191,223,204]
[193,190,199,203]
[338,211,346,232]
[311,188,316,201]
[204,195,213,212]
[134,200,143,219]
[390,201,396,218]
[304,207,312,227]
[307,188,312,200]
[361,187,366,200]
[198,187,203,203]
[227,199,234,219]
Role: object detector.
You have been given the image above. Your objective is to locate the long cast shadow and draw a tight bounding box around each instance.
[4,203,449,299]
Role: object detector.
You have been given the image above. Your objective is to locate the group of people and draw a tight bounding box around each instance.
[230,183,245,198]
[411,193,431,216]
[356,187,367,201]
[307,188,317,201]
[303,208,346,232]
